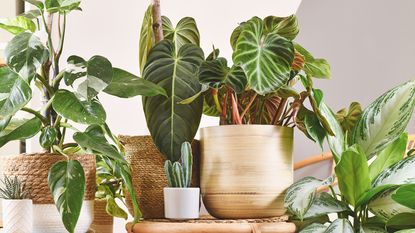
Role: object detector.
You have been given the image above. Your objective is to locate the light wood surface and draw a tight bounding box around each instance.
[200,125,294,219]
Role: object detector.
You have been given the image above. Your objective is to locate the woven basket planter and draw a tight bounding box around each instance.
[119,135,200,219]
[2,153,96,233]
[90,199,113,233]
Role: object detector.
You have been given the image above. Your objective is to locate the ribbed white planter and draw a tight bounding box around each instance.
[2,199,33,233]
[33,201,94,233]
[164,187,200,220]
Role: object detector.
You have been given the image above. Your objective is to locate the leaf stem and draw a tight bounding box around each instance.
[21,107,49,126]
[240,93,257,121]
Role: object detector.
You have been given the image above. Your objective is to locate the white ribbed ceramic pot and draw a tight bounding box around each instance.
[164,188,200,220]
[2,199,33,233]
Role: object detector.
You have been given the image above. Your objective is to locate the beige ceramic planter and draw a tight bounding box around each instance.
[200,125,293,219]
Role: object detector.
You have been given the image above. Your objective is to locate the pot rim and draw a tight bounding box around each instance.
[200,124,294,131]
[163,187,200,191]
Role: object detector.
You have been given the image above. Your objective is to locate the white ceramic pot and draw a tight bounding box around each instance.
[33,201,94,233]
[2,199,33,233]
[163,187,200,220]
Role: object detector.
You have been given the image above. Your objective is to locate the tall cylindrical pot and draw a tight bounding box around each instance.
[3,153,96,233]
[2,199,33,233]
[200,125,293,219]
[119,135,200,219]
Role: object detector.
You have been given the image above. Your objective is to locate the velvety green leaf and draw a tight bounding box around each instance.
[139,5,154,74]
[294,43,331,79]
[304,113,326,151]
[356,184,397,208]
[73,125,126,163]
[320,102,344,162]
[142,40,204,161]
[0,67,32,118]
[372,155,415,187]
[103,68,167,98]
[5,32,49,80]
[369,133,407,181]
[351,80,415,158]
[386,213,415,230]
[206,48,220,61]
[0,117,41,147]
[39,126,57,148]
[335,102,362,132]
[284,176,334,220]
[325,219,354,233]
[232,17,294,95]
[300,223,327,233]
[106,195,128,219]
[391,184,415,210]
[162,16,200,48]
[199,58,247,93]
[0,16,36,35]
[303,192,350,219]
[230,22,245,50]
[369,187,415,221]
[335,145,371,206]
[45,0,81,13]
[52,90,106,125]
[48,160,85,233]
[64,55,113,100]
[263,15,299,40]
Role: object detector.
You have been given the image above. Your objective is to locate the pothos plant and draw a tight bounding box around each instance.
[0,0,166,232]
[285,80,415,233]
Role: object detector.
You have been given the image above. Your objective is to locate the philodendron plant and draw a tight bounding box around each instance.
[0,0,166,232]
[285,80,415,232]
[164,142,193,188]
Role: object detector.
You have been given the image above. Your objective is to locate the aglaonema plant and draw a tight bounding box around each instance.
[285,80,415,233]
[0,0,166,231]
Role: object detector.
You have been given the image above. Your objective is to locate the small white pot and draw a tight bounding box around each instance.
[2,199,33,233]
[164,187,200,220]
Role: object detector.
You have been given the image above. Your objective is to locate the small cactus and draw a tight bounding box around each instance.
[0,176,28,200]
[164,142,193,188]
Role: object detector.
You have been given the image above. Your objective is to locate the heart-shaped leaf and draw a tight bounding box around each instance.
[263,15,299,40]
[143,40,204,161]
[5,32,49,81]
[162,16,200,49]
[48,160,85,233]
[139,5,154,74]
[52,89,106,125]
[0,16,36,35]
[45,0,81,13]
[103,68,166,98]
[351,80,415,158]
[64,55,113,100]
[0,117,42,147]
[0,67,32,118]
[232,17,294,95]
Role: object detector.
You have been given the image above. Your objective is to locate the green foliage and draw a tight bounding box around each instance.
[164,142,193,188]
[0,176,28,200]
[0,16,36,35]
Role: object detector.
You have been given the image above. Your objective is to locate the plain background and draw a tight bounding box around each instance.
[2,0,415,231]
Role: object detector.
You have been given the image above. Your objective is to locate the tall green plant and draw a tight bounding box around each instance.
[0,1,166,232]
[285,80,415,232]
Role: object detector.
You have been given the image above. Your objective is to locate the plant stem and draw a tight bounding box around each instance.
[240,93,257,121]
[272,97,287,125]
[151,0,163,43]
[36,74,54,96]
[21,107,49,126]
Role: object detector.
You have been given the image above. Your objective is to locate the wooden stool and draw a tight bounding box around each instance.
[126,216,296,233]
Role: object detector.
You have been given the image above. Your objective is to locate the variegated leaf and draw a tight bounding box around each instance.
[320,102,344,161]
[360,226,388,233]
[300,223,327,233]
[351,80,415,158]
[303,192,350,219]
[232,17,294,95]
[162,16,200,49]
[372,155,415,187]
[325,219,354,233]
[263,15,299,40]
[139,5,154,74]
[368,188,415,221]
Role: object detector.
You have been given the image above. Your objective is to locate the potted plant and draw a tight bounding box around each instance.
[164,142,200,220]
[0,176,33,233]
[0,0,165,232]
[285,80,415,232]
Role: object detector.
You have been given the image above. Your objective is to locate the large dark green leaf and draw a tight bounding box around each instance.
[263,15,299,40]
[294,43,331,79]
[64,55,113,101]
[0,117,42,147]
[45,0,81,13]
[0,16,36,35]
[48,160,85,233]
[335,145,371,206]
[0,67,32,118]
[143,40,204,161]
[103,68,166,98]
[351,80,415,158]
[52,90,106,125]
[5,32,49,80]
[199,57,247,93]
[139,5,154,74]
[232,17,294,95]
[162,16,200,49]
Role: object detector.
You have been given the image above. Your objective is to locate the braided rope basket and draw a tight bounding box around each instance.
[119,135,200,219]
[90,199,114,233]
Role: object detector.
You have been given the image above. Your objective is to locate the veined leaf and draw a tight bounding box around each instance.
[391,184,415,210]
[372,155,415,186]
[351,80,415,158]
[142,40,204,161]
[0,117,42,147]
[48,160,85,233]
[64,55,113,101]
[0,16,36,35]
[45,0,81,13]
[263,15,299,40]
[294,43,331,79]
[232,17,294,95]
[230,22,245,50]
[335,145,371,206]
[162,16,200,49]
[300,223,327,233]
[335,102,362,132]
[0,67,32,118]
[303,192,350,219]
[52,89,106,125]
[139,5,154,74]
[5,32,49,81]
[325,219,354,233]
[369,133,407,181]
[103,68,167,98]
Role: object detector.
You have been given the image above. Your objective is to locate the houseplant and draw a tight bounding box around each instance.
[285,80,415,232]
[0,0,166,232]
[164,142,200,220]
[0,176,33,233]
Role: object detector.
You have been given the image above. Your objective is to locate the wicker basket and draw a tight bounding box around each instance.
[119,135,200,219]
[90,199,113,233]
